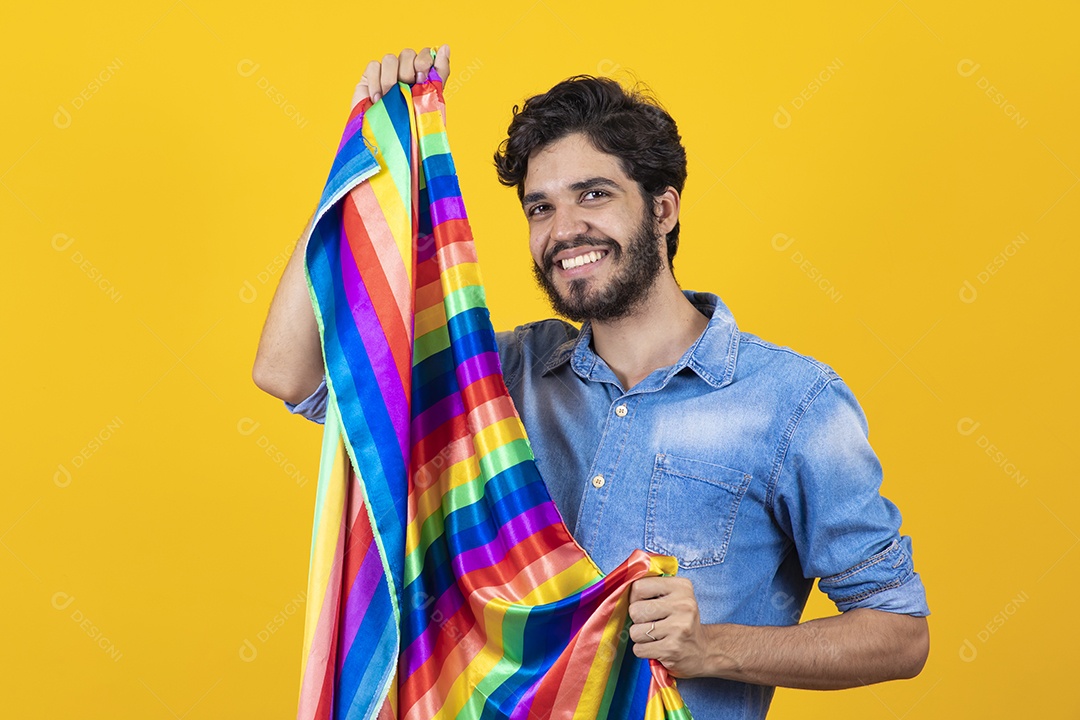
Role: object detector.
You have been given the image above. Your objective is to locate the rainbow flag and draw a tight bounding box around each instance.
[297,67,693,720]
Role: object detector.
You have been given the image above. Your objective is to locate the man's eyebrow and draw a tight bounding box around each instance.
[521,177,623,207]
[568,176,621,192]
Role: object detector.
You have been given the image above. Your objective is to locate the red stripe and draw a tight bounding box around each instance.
[342,495,376,610]
[460,373,511,417]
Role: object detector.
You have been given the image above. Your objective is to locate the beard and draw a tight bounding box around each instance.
[532,208,665,324]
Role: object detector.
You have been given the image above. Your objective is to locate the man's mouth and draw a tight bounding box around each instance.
[558,249,608,271]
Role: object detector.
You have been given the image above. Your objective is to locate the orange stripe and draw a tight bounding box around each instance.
[342,189,411,386]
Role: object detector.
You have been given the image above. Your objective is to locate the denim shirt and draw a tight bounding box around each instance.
[285,290,929,720]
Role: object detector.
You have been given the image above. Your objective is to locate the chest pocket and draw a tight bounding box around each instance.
[645,453,752,569]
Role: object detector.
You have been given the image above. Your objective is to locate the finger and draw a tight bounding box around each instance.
[352,82,369,108]
[628,598,670,624]
[379,53,399,97]
[629,577,669,603]
[629,621,665,644]
[433,43,450,81]
[414,47,434,83]
[632,640,659,659]
[397,48,418,84]
[354,60,381,106]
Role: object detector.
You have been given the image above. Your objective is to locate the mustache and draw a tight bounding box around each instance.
[542,236,619,272]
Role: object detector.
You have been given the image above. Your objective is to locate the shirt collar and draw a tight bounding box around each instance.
[541,290,740,390]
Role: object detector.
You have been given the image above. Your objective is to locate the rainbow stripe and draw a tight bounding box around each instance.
[297,70,693,720]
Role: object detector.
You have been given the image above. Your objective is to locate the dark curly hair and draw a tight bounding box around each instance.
[493,76,688,268]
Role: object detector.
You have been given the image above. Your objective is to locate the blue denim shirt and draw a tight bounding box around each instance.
[285,290,929,720]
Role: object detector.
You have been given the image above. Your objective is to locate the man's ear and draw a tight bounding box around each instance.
[653,186,681,237]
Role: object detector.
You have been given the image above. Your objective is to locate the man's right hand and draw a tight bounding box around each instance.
[252,44,452,407]
[352,45,451,107]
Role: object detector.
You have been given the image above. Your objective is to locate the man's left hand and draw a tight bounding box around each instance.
[628,576,712,678]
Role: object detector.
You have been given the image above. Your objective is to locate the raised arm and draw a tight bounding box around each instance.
[252,212,324,404]
[252,45,451,405]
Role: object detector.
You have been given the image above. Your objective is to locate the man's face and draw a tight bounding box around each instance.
[522,133,665,323]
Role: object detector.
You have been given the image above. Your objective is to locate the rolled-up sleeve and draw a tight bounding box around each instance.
[284,376,329,425]
[772,377,930,617]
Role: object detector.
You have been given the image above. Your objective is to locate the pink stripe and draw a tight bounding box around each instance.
[297,508,347,720]
[348,183,415,349]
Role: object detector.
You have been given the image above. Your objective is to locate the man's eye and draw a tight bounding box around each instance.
[583,190,608,200]
[527,204,551,216]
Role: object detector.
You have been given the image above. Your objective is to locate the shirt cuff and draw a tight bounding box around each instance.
[283,376,328,425]
[817,536,931,617]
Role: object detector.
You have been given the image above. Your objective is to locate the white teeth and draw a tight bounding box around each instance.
[560,250,604,270]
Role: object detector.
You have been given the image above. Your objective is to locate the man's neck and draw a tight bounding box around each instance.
[589,274,710,391]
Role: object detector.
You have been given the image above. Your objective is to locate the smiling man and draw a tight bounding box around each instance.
[252,47,930,720]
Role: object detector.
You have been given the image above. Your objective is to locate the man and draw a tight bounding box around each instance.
[252,46,930,719]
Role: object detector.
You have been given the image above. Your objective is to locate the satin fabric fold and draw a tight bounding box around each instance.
[296,69,694,720]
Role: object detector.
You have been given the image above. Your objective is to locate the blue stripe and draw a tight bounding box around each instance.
[336,575,396,720]
[307,214,406,588]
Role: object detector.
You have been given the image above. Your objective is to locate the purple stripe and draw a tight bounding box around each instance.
[430,196,466,226]
[401,584,467,676]
[457,351,501,390]
[512,679,543,720]
[338,230,410,464]
[417,232,437,263]
[411,392,465,441]
[452,502,563,577]
[337,539,386,670]
[338,112,365,152]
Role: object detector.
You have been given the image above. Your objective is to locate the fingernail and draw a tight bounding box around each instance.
[372,92,381,103]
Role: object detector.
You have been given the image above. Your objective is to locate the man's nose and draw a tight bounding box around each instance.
[550,205,588,243]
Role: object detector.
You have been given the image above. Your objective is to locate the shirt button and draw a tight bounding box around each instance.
[614,404,628,417]
[591,474,606,489]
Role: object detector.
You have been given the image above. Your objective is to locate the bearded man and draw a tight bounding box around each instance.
[252,46,930,720]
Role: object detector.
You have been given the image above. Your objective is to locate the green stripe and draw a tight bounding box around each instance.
[443,284,487,321]
[414,324,450,365]
[403,503,446,587]
[454,600,529,720]
[419,129,450,160]
[440,472,488,517]
[478,439,535,479]
[668,704,695,719]
[595,613,630,719]
[366,89,411,207]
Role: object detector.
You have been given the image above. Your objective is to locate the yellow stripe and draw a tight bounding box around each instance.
[418,108,444,139]
[519,556,601,606]
[441,261,481,297]
[299,437,348,677]
[572,612,624,720]
[473,417,528,460]
[650,553,679,576]
[362,123,412,286]
[414,301,448,339]
[405,455,480,559]
[440,598,509,718]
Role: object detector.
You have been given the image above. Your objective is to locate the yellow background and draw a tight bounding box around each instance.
[3,1,1076,717]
